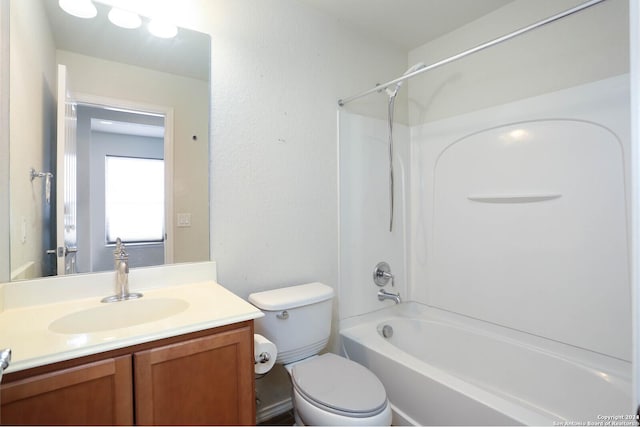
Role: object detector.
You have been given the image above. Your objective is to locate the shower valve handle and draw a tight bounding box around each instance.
[373,262,394,287]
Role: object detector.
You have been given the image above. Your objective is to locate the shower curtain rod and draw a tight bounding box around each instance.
[337,0,607,107]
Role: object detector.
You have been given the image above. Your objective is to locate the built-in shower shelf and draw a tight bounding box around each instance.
[467,194,562,203]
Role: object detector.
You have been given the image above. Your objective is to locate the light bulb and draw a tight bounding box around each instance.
[148,19,178,39]
[58,0,97,19]
[108,8,142,29]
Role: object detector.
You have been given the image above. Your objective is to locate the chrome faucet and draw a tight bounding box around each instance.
[378,288,401,304]
[0,348,11,383]
[374,261,401,304]
[0,348,11,371]
[101,238,143,303]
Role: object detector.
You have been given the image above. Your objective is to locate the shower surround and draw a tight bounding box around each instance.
[338,75,632,424]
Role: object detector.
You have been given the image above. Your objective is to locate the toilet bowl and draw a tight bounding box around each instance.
[287,353,392,426]
[248,283,392,426]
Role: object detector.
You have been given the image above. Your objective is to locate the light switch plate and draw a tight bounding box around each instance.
[177,213,192,227]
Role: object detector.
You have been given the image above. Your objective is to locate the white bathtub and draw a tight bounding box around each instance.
[340,303,632,426]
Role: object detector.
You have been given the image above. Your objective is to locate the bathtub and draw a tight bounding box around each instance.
[340,303,632,426]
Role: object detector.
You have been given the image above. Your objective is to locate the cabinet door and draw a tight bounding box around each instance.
[134,325,254,425]
[1,356,133,425]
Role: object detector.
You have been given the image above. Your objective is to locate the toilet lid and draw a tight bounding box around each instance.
[291,353,388,417]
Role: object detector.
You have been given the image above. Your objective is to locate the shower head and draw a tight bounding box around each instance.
[385,62,427,98]
[405,61,427,76]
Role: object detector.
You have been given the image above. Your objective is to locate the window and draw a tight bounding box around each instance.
[105,155,164,243]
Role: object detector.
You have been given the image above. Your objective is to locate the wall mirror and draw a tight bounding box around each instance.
[6,0,211,281]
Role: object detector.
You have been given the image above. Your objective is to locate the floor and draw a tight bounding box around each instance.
[258,409,295,426]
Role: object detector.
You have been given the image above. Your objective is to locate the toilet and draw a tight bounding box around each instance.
[248,282,392,426]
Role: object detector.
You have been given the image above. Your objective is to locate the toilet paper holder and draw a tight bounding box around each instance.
[255,352,271,364]
[253,333,277,375]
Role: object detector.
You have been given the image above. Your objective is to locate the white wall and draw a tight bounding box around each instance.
[9,0,57,279]
[203,1,407,302]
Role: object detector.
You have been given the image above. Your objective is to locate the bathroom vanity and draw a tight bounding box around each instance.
[1,321,253,425]
[0,262,263,425]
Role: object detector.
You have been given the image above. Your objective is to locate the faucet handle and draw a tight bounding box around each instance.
[373,262,394,287]
[114,238,128,260]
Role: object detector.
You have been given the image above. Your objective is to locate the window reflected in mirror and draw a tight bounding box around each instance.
[105,155,164,244]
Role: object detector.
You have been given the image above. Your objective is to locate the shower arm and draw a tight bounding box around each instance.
[337,0,606,107]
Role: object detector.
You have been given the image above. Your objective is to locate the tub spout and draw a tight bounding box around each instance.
[378,288,401,304]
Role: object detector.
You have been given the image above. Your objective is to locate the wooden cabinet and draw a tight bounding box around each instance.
[1,356,132,425]
[1,321,255,426]
[134,327,254,425]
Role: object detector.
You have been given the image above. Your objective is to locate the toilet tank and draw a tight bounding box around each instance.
[249,282,334,364]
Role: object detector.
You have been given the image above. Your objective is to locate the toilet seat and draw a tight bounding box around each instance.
[291,353,388,418]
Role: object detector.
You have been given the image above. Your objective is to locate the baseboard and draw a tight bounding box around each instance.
[391,402,419,426]
[256,397,293,424]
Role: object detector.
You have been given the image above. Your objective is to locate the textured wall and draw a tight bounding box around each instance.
[203,0,407,301]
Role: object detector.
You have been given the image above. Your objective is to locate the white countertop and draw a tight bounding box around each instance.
[0,263,263,373]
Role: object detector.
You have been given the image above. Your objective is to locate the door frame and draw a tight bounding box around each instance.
[70,92,174,265]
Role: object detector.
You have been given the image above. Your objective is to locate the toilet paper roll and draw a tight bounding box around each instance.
[254,334,277,374]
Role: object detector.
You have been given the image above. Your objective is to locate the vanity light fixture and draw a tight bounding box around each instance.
[148,19,178,39]
[107,7,142,29]
[59,0,177,39]
[58,0,97,19]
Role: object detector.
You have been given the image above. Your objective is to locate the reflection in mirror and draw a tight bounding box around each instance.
[78,104,166,273]
[7,0,211,281]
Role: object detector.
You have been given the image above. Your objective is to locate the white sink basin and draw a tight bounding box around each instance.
[49,298,190,334]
